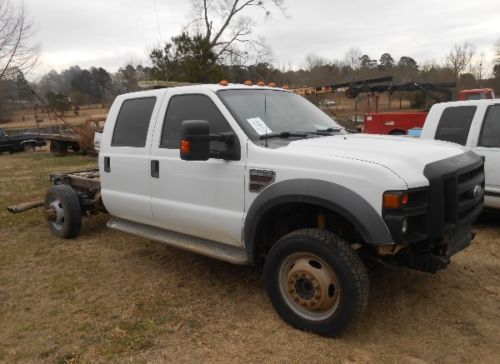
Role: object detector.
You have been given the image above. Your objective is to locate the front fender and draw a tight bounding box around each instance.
[244,179,393,264]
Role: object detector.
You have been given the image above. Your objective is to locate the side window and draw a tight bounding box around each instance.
[479,105,500,147]
[160,94,232,149]
[111,97,156,147]
[434,106,476,146]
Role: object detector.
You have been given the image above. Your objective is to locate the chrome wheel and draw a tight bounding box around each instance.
[278,252,341,321]
[47,198,65,231]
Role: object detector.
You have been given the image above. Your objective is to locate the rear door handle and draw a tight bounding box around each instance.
[151,160,160,178]
[104,156,111,172]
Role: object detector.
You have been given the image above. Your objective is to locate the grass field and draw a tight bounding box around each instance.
[1,151,499,363]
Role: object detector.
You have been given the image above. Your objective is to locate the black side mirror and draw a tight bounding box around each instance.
[180,120,240,161]
[180,120,211,161]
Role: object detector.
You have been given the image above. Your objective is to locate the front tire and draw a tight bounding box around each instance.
[44,185,82,238]
[264,228,369,337]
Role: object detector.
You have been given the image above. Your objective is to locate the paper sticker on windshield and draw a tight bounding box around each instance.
[247,117,272,135]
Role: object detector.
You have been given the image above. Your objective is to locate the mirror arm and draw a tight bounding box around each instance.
[208,132,235,145]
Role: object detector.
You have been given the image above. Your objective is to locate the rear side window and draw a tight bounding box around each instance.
[479,105,500,147]
[111,97,156,147]
[434,106,476,146]
[160,94,232,149]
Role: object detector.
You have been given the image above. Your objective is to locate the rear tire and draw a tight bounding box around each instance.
[23,142,35,152]
[44,185,82,238]
[50,141,68,155]
[264,228,369,337]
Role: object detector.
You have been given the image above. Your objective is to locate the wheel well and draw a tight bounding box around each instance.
[21,140,37,145]
[252,202,361,265]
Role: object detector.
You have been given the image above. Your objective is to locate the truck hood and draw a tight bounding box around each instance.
[282,133,467,188]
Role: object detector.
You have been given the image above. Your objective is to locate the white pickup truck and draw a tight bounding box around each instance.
[421,99,499,209]
[18,84,485,336]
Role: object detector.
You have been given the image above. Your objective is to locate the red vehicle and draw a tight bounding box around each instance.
[363,112,428,135]
[364,88,496,135]
[291,79,496,135]
[458,88,495,101]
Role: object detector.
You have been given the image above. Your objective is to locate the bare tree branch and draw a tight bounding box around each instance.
[188,0,284,65]
[446,42,475,79]
[0,0,39,80]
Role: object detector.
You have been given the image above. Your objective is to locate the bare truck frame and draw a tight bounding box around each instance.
[7,169,105,223]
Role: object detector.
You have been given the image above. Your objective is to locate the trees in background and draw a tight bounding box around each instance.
[379,53,395,70]
[149,0,284,82]
[36,66,114,106]
[0,0,38,81]
[493,39,500,93]
[446,42,475,80]
[4,39,498,118]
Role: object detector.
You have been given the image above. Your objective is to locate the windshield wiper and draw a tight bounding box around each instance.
[259,131,308,140]
[316,127,342,133]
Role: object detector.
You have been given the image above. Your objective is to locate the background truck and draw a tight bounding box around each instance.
[421,99,500,209]
[364,88,496,135]
[9,83,485,337]
[0,127,46,154]
[42,117,106,155]
[458,88,495,101]
[292,78,495,135]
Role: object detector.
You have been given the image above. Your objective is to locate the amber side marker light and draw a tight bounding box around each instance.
[180,139,190,154]
[384,192,409,209]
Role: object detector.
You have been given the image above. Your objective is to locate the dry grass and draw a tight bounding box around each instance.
[0,151,499,363]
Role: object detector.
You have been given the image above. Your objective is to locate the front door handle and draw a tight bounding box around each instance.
[151,160,160,178]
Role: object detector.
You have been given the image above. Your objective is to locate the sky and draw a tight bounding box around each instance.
[24,0,500,80]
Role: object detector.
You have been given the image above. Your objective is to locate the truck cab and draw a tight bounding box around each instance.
[421,99,500,209]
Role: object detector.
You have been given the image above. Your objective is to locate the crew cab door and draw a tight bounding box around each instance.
[149,90,246,247]
[100,93,163,225]
[472,104,500,204]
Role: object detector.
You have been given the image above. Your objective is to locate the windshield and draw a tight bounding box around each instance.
[217,89,343,140]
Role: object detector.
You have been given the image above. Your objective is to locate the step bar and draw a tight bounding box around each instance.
[107,218,249,265]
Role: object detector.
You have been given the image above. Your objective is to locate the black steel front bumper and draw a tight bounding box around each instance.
[383,151,484,272]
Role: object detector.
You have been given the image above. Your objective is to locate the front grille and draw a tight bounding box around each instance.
[424,151,484,238]
[457,166,484,223]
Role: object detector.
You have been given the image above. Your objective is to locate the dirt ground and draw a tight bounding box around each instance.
[0,151,499,363]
